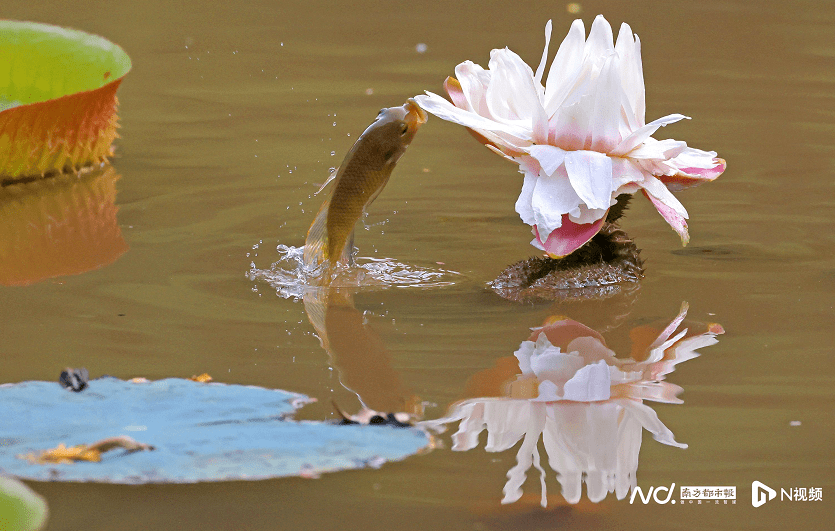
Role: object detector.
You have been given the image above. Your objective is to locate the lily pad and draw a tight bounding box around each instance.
[0,21,131,180]
[0,378,429,483]
[0,476,48,531]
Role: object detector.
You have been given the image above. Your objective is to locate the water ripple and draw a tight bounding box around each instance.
[247,244,463,300]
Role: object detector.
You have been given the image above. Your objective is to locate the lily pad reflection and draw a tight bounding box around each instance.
[0,378,429,483]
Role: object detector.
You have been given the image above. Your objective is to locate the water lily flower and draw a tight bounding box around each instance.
[414,15,726,257]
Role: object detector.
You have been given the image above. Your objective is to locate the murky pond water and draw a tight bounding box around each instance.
[2,0,833,529]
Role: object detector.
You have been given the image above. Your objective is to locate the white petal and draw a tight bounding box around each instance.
[610,157,648,190]
[585,16,615,67]
[534,20,552,84]
[487,48,549,142]
[486,49,537,120]
[485,401,535,451]
[567,204,608,225]
[544,19,586,115]
[502,405,547,504]
[536,380,562,401]
[527,145,566,175]
[454,61,491,114]
[564,150,614,211]
[530,348,583,383]
[414,92,532,140]
[614,22,645,128]
[588,52,623,153]
[628,137,688,161]
[514,172,538,226]
[611,113,689,156]
[560,360,612,401]
[668,146,720,170]
[641,174,688,219]
[513,338,537,374]
[551,95,594,151]
[618,399,687,448]
[529,164,583,234]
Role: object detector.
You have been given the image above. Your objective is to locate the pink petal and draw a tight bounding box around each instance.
[642,189,690,245]
[444,76,468,109]
[529,318,605,348]
[649,302,689,350]
[658,157,726,191]
[533,214,607,258]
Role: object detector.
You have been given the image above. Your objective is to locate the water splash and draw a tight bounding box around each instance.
[247,244,462,300]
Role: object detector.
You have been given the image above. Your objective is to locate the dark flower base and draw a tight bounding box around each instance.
[490,195,644,302]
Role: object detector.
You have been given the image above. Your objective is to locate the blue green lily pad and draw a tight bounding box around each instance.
[0,378,429,483]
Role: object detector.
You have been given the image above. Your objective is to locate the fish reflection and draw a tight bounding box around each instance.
[0,165,128,286]
[303,286,420,415]
[424,303,723,506]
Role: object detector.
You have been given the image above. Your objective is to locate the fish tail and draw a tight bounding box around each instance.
[303,198,330,270]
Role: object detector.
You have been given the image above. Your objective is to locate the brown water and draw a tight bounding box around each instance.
[2,0,833,529]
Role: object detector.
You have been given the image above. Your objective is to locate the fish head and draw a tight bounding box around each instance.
[369,98,428,156]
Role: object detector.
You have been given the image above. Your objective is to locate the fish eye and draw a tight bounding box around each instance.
[399,122,409,136]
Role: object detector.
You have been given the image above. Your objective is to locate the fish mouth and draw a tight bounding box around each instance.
[404,98,428,126]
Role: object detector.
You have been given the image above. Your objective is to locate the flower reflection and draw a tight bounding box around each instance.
[0,165,128,286]
[415,16,725,258]
[424,303,723,506]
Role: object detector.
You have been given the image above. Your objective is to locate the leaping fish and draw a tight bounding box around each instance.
[303,98,427,277]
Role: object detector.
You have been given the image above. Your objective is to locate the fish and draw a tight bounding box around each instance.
[303,98,427,277]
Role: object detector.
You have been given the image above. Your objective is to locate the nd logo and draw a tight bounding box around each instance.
[629,483,676,504]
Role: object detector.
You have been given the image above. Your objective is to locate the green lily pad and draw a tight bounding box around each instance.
[0,21,131,179]
[0,378,429,483]
[0,476,48,531]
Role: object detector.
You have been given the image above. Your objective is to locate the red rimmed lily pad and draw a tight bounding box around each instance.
[0,21,131,180]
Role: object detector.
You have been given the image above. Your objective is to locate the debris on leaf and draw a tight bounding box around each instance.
[188,373,213,383]
[20,436,154,465]
[333,402,413,428]
[58,367,88,392]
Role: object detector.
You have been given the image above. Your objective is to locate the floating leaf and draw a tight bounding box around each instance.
[0,476,48,531]
[20,436,154,465]
[0,21,131,180]
[0,378,430,483]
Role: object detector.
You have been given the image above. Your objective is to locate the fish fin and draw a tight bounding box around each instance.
[341,229,356,267]
[314,168,338,195]
[304,198,330,269]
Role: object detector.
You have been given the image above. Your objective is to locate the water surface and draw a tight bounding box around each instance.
[1,0,832,529]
